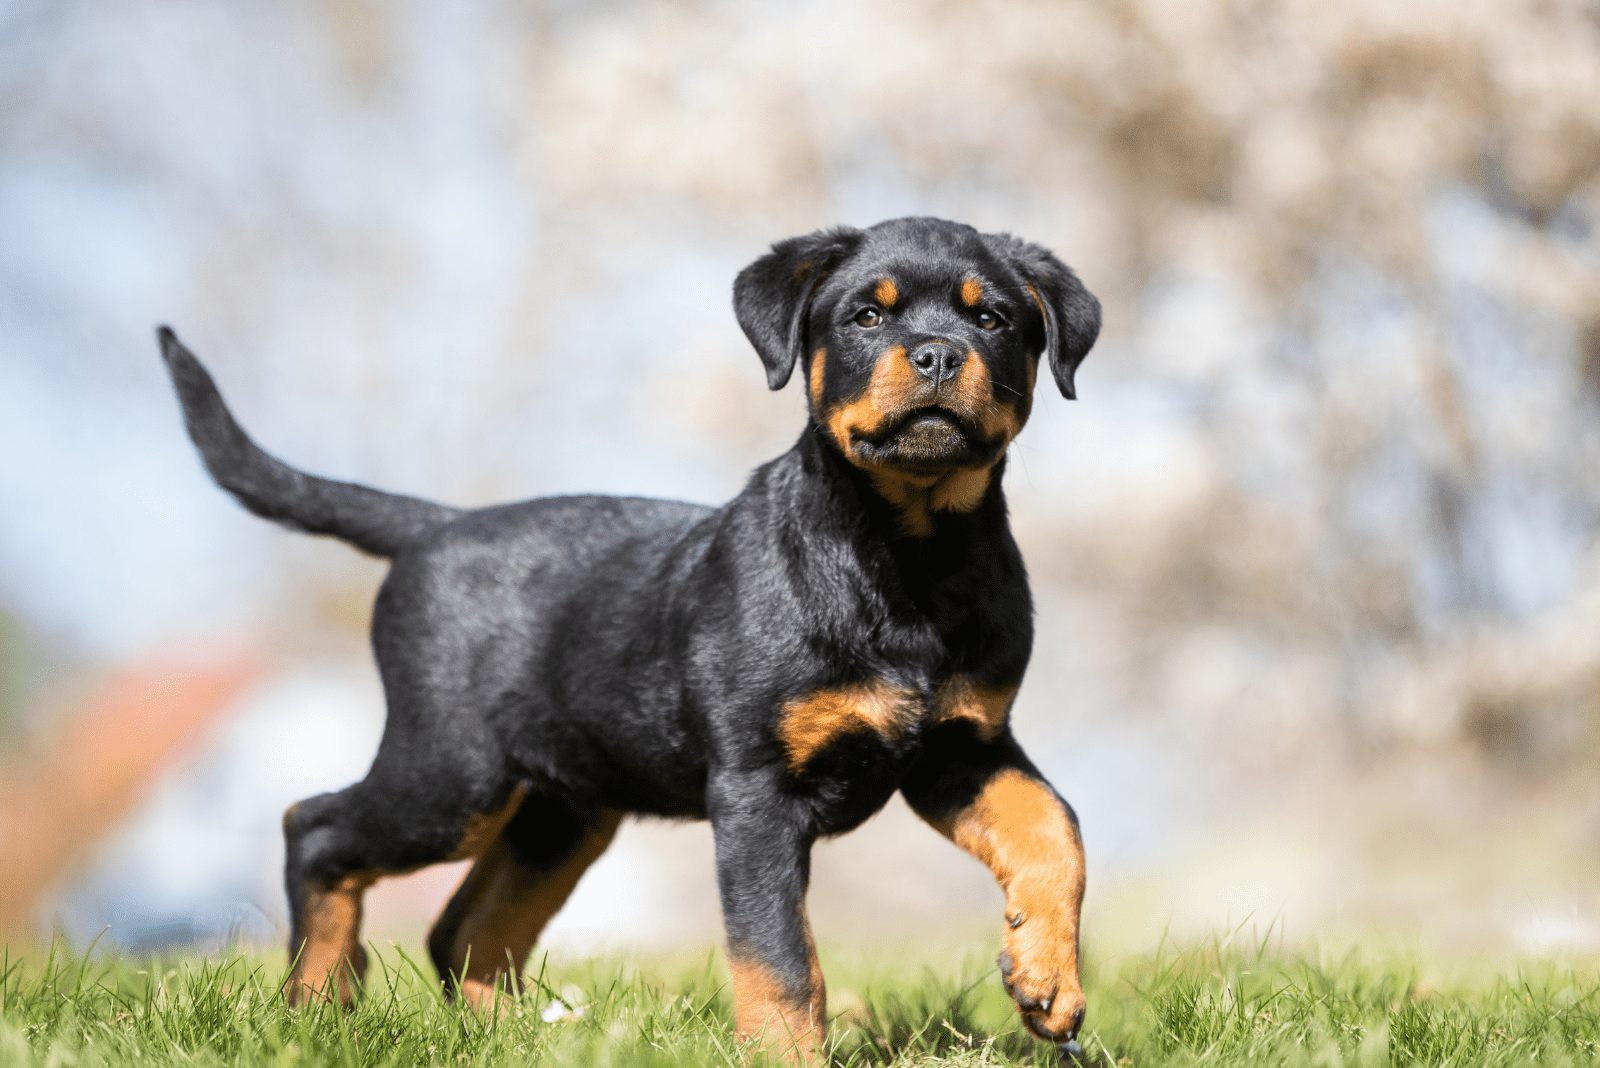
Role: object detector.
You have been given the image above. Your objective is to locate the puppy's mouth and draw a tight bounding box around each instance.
[850,405,1000,472]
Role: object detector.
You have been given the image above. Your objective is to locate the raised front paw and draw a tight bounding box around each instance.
[998,930,1085,1044]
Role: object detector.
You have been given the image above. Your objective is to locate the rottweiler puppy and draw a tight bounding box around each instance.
[156,215,1100,1060]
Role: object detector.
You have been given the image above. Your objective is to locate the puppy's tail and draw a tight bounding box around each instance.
[156,326,463,558]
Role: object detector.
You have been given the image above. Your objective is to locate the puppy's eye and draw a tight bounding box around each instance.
[854,307,883,328]
[976,310,1002,330]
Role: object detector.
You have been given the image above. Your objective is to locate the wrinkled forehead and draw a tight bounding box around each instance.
[822,225,1017,305]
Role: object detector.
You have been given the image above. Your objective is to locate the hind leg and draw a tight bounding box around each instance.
[427,793,620,1009]
[281,754,525,1005]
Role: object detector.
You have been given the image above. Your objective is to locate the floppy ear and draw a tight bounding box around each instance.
[734,226,863,390]
[987,234,1102,399]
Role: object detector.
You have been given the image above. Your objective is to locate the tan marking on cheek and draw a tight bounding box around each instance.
[286,871,375,1005]
[779,681,921,771]
[933,678,1016,738]
[948,351,1023,444]
[728,946,826,1060]
[808,347,827,411]
[950,349,1030,458]
[961,276,984,307]
[824,345,918,456]
[822,347,1016,535]
[874,277,899,308]
[442,814,620,1012]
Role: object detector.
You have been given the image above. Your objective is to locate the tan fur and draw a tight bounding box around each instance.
[870,462,1002,536]
[441,813,621,1010]
[960,276,984,307]
[873,277,899,308]
[450,783,530,861]
[285,872,374,1005]
[728,924,826,1062]
[284,785,538,1007]
[816,340,1027,537]
[928,769,1086,1040]
[929,467,994,515]
[808,347,827,411]
[779,682,921,771]
[933,678,1017,739]
[948,350,1024,442]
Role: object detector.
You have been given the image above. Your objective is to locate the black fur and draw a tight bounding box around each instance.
[159,327,461,556]
[158,216,1100,1049]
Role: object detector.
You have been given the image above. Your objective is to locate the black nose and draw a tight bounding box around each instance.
[910,342,964,384]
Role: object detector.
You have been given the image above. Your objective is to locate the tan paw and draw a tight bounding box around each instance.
[998,934,1085,1043]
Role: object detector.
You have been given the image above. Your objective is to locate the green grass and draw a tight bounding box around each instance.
[1,938,1597,1066]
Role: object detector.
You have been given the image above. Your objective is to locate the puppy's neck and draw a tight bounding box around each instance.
[793,425,1009,543]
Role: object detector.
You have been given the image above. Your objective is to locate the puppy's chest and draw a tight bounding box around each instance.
[776,674,1017,780]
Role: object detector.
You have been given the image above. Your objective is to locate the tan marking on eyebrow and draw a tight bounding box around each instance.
[874,277,899,308]
[961,276,985,307]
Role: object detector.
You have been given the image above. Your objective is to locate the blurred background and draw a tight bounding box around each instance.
[2,0,1598,966]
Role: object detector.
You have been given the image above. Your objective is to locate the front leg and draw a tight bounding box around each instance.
[903,728,1087,1048]
[709,773,826,1061]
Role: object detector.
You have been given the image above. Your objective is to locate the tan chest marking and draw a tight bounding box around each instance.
[778,682,920,771]
[933,678,1017,740]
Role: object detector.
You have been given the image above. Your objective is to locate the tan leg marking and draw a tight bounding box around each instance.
[286,871,375,1005]
[441,813,621,1010]
[778,682,920,771]
[283,786,529,1008]
[930,769,1086,1041]
[449,784,530,862]
[729,919,825,1061]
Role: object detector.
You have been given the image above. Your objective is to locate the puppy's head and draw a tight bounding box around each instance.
[735,218,1100,489]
